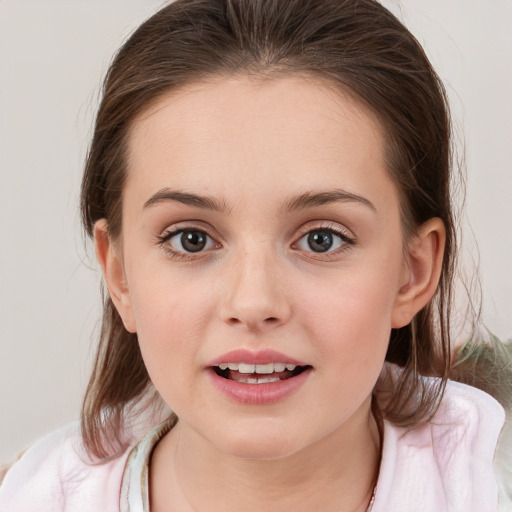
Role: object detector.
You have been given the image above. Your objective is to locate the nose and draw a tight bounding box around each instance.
[219,247,292,333]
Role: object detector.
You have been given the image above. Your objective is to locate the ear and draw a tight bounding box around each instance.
[391,218,446,329]
[94,219,137,333]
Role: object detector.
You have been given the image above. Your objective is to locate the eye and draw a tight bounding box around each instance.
[159,229,216,254]
[294,228,353,254]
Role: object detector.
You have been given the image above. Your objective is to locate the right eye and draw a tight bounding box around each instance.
[159,229,216,254]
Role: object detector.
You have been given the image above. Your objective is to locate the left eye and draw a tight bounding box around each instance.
[295,229,348,253]
[167,229,216,253]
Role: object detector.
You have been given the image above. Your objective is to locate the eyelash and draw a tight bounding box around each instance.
[156,223,355,261]
[156,227,219,260]
[292,223,356,258]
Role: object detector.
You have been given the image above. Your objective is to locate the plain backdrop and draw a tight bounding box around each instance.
[1,0,511,462]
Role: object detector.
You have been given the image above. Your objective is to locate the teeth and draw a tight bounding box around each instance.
[255,363,274,374]
[244,376,281,384]
[217,362,299,373]
[238,363,255,374]
[258,376,280,384]
[238,376,282,384]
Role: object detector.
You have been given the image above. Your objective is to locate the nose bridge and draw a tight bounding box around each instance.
[220,238,290,331]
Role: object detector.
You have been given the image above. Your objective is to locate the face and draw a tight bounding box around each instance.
[107,75,414,460]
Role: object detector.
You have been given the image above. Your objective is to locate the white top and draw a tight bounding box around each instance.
[1,379,510,512]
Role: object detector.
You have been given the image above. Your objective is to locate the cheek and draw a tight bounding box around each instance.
[126,266,216,372]
[299,288,392,363]
[296,278,396,411]
[296,258,403,360]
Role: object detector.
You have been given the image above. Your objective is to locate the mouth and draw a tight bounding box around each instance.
[212,362,311,384]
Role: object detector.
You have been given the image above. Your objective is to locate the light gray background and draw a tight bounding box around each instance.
[1,0,511,462]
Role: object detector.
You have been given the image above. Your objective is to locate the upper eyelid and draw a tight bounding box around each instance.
[293,221,355,240]
[156,220,355,245]
[159,222,220,240]
[159,228,219,249]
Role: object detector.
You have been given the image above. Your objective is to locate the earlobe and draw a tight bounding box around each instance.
[391,218,446,328]
[93,220,137,333]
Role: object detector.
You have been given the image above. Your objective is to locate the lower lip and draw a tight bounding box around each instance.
[207,368,311,405]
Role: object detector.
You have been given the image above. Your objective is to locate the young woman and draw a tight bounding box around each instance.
[1,1,510,511]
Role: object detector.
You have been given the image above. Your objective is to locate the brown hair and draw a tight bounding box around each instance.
[79,0,477,459]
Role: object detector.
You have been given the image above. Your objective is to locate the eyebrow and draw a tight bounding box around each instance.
[283,189,376,213]
[143,188,375,214]
[144,189,230,213]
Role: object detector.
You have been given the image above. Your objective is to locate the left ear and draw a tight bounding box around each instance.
[391,217,446,328]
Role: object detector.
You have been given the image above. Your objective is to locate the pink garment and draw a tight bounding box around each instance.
[0,421,130,512]
[372,380,505,511]
[0,379,507,511]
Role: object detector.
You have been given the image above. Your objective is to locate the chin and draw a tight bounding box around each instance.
[209,420,304,461]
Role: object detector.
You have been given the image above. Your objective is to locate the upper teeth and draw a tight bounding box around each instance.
[218,363,297,374]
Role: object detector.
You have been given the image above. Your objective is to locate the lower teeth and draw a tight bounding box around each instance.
[244,376,281,384]
[214,366,308,383]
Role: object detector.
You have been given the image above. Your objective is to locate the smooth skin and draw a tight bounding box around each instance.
[95,75,446,512]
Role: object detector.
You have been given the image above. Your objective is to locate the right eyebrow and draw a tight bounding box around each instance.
[282,189,376,213]
[143,188,230,213]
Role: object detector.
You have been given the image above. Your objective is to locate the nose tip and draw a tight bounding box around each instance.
[219,261,291,333]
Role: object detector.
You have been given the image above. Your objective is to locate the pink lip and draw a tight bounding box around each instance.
[206,348,312,405]
[207,368,311,405]
[207,348,307,366]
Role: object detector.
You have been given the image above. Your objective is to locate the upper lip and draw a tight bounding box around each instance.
[207,348,308,367]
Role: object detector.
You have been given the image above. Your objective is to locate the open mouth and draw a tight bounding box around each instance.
[212,362,311,384]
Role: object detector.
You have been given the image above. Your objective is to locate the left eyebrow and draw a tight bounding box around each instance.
[143,188,230,213]
[282,189,376,213]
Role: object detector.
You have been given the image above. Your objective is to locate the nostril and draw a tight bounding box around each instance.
[225,315,281,330]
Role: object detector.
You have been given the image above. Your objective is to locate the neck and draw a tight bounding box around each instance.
[150,399,381,512]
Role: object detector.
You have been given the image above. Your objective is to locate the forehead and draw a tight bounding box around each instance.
[125,74,397,213]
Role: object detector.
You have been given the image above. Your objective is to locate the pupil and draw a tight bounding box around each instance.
[308,231,333,252]
[181,231,207,252]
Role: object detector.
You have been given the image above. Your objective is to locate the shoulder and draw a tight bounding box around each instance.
[495,412,512,511]
[438,380,512,511]
[0,422,131,512]
[374,378,507,512]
